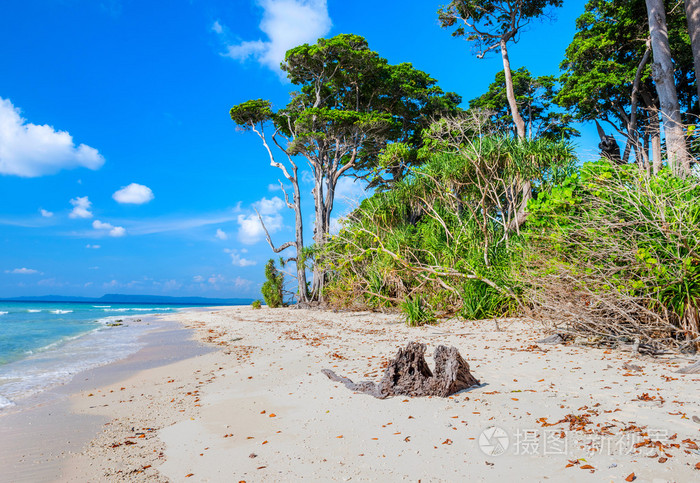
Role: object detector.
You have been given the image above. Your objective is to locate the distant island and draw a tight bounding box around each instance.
[0,293,255,305]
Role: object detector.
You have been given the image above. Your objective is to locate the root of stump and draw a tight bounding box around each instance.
[322,341,480,399]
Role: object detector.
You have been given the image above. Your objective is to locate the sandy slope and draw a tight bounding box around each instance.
[64,306,700,482]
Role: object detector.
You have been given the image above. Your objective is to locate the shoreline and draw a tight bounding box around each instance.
[0,311,212,482]
[62,306,700,481]
[5,305,699,481]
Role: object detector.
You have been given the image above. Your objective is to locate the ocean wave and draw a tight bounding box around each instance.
[0,395,15,410]
[0,321,151,407]
[93,305,111,308]
[103,307,171,312]
[0,311,8,315]
[50,310,73,314]
[27,309,42,313]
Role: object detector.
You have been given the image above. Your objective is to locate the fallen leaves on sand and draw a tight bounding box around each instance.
[269,413,276,418]
[636,392,664,403]
[625,473,636,481]
[185,474,194,478]
[442,439,453,445]
[262,440,268,445]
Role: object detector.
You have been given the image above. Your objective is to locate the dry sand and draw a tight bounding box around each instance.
[12,306,700,482]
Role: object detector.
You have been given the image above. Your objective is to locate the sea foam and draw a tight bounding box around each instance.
[0,394,14,410]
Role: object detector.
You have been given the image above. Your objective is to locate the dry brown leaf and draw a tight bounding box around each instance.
[625,473,636,481]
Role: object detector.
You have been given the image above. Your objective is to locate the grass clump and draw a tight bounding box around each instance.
[401,297,437,326]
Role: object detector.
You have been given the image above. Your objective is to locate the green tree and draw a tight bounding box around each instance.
[231,34,459,301]
[557,0,696,171]
[261,259,284,308]
[438,0,564,231]
[469,67,578,140]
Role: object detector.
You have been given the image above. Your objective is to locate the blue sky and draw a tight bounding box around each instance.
[0,0,594,298]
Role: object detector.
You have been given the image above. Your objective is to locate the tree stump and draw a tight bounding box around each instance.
[322,341,480,399]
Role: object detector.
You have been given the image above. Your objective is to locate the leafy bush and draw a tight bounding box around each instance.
[251,299,262,309]
[521,160,700,350]
[321,127,576,319]
[401,297,437,326]
[261,259,285,308]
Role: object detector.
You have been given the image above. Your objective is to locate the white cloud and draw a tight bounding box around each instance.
[255,196,285,215]
[225,248,257,267]
[219,0,332,73]
[109,226,126,237]
[334,176,368,207]
[92,219,126,237]
[40,208,53,218]
[92,220,111,230]
[215,228,228,240]
[86,244,101,249]
[0,97,104,177]
[237,196,285,244]
[301,170,315,184]
[5,267,39,274]
[234,276,253,291]
[268,183,282,192]
[193,275,204,283]
[69,196,93,219]
[112,183,154,204]
[208,273,225,285]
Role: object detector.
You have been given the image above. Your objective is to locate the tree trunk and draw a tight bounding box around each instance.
[500,38,526,140]
[645,0,690,175]
[292,176,309,303]
[684,0,700,103]
[500,37,531,232]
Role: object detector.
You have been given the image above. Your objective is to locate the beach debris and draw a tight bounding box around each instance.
[675,359,700,374]
[322,341,480,399]
[536,334,564,345]
[622,362,643,372]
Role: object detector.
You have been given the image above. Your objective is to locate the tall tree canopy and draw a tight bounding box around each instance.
[557,0,696,170]
[468,67,578,140]
[230,34,460,300]
[439,0,564,140]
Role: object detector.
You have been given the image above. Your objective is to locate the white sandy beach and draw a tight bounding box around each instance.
[11,306,700,482]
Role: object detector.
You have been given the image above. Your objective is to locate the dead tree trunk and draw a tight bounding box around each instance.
[322,342,480,399]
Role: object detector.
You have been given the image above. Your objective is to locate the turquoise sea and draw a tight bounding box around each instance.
[0,301,192,411]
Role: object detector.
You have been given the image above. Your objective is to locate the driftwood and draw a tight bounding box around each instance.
[676,360,700,374]
[322,341,480,399]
